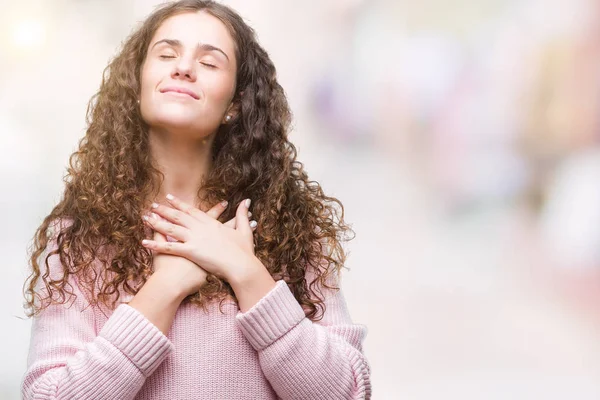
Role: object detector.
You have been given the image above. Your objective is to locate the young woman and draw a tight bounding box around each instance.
[21,1,371,399]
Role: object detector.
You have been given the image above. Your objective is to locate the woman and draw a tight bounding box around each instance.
[21,1,371,399]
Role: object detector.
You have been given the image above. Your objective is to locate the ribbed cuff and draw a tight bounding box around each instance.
[99,303,174,377]
[347,347,372,399]
[235,280,306,351]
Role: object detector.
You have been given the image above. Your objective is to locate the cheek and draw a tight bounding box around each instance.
[202,75,235,107]
[140,61,167,93]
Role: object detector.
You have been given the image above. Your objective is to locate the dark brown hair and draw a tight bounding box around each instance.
[23,0,354,321]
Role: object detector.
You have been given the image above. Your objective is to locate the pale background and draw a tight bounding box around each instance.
[3,0,600,399]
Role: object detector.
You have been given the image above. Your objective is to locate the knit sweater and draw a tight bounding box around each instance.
[21,232,372,399]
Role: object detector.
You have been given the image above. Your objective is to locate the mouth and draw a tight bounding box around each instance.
[159,87,200,100]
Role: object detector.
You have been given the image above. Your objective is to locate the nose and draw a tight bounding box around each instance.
[171,55,196,81]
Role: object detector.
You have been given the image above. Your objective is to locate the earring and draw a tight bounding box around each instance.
[225,115,231,122]
[137,99,140,104]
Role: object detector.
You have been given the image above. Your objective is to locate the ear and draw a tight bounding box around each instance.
[231,90,245,115]
[223,101,241,124]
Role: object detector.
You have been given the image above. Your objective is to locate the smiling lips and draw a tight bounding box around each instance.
[159,86,199,100]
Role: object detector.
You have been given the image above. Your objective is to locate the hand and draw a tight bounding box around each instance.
[141,194,262,284]
[144,199,254,299]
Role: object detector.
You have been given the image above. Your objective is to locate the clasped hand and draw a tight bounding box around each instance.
[142,194,262,284]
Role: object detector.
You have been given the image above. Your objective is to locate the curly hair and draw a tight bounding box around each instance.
[22,0,355,321]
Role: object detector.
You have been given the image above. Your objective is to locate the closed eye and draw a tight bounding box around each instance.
[159,55,216,69]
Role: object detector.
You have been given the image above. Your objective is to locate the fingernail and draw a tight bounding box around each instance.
[249,220,257,228]
[151,202,159,209]
[151,212,159,219]
[143,215,149,221]
[244,198,251,208]
[221,200,228,207]
[166,193,174,201]
[248,211,252,217]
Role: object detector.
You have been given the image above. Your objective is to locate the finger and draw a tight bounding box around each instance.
[224,211,252,229]
[141,238,187,256]
[148,213,165,257]
[235,198,255,237]
[205,200,229,220]
[151,213,167,242]
[164,193,211,223]
[151,202,195,228]
[153,213,183,244]
[143,213,189,242]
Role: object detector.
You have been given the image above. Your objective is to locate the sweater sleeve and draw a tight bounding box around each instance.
[21,235,174,400]
[235,270,372,400]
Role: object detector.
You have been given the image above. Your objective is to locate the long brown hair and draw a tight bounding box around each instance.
[23,0,355,321]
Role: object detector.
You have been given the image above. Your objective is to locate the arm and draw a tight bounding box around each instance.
[128,269,186,336]
[21,237,176,400]
[232,261,372,400]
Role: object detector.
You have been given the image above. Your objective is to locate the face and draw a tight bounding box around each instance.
[140,11,238,139]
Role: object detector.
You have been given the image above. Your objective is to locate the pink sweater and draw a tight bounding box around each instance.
[21,236,372,399]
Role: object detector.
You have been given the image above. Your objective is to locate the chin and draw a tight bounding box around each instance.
[151,109,198,125]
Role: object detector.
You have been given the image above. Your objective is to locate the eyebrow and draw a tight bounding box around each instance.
[150,38,229,62]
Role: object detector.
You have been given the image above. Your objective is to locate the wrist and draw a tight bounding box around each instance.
[128,273,184,336]
[147,269,188,303]
[229,257,277,313]
[228,256,269,289]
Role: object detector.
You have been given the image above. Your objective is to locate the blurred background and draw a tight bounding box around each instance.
[3,0,600,398]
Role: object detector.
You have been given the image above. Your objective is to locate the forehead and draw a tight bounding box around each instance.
[150,11,235,58]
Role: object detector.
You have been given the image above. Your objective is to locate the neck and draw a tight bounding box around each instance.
[148,127,215,209]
